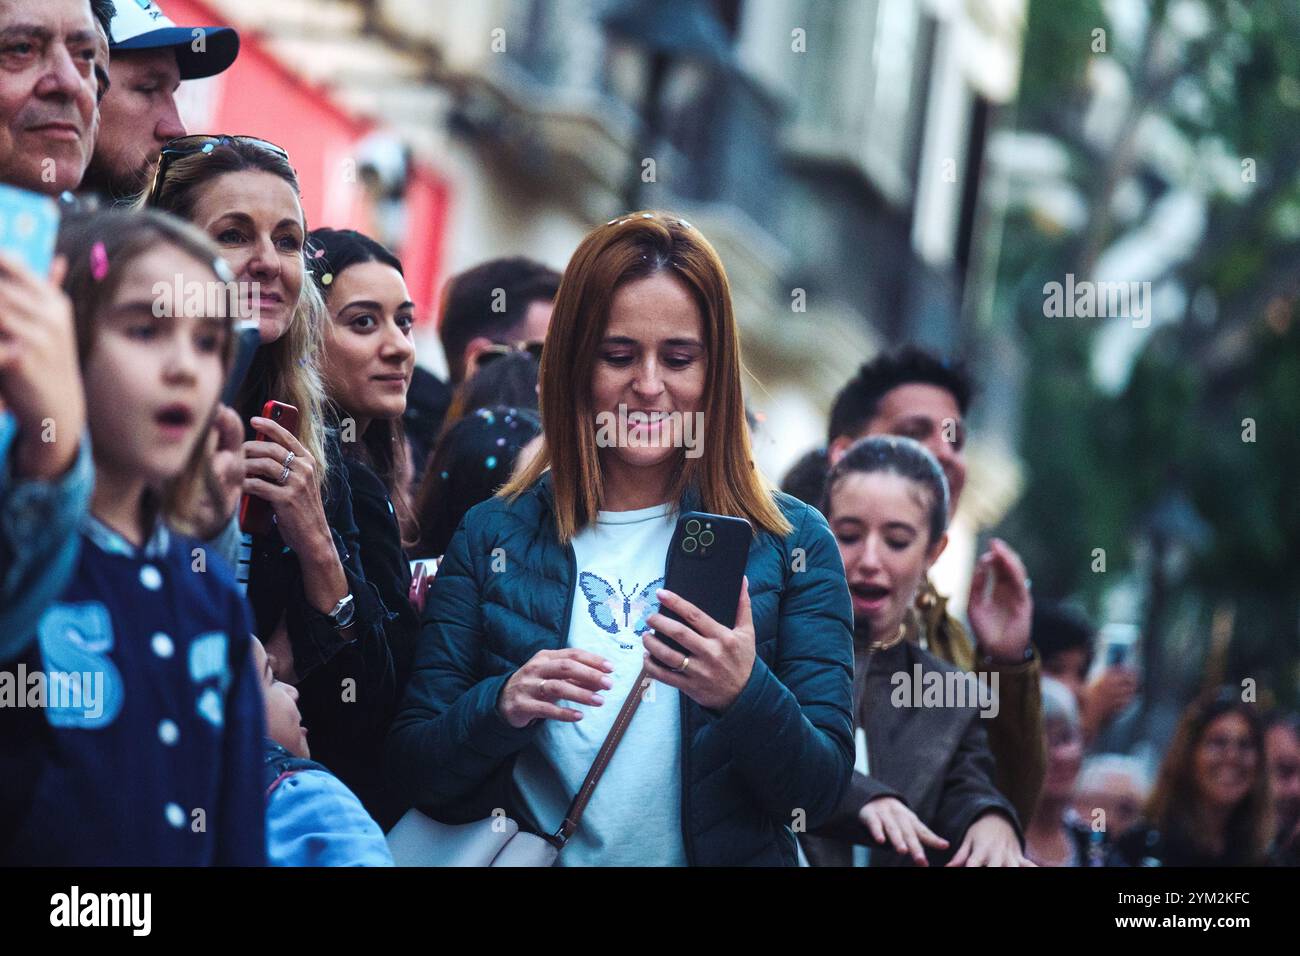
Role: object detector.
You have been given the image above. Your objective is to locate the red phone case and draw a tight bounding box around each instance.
[408,561,430,612]
[239,400,300,536]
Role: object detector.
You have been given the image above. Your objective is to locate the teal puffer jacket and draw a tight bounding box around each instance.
[386,474,854,865]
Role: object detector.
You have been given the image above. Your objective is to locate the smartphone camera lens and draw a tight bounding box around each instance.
[699,530,714,547]
[682,536,697,553]
[685,519,701,535]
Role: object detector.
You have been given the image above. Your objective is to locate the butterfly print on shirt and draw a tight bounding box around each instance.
[578,572,664,650]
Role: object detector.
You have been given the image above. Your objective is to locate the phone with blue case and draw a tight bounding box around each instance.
[0,183,60,277]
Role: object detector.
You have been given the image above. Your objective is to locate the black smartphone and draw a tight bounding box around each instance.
[654,511,752,659]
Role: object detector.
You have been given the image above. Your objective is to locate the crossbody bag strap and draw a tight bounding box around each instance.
[552,666,652,849]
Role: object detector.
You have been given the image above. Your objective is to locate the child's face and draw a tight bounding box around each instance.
[250,638,310,758]
[81,243,228,488]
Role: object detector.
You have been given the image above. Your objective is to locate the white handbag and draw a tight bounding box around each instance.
[387,668,650,866]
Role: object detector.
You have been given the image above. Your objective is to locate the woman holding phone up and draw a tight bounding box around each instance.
[388,212,854,866]
[140,137,403,820]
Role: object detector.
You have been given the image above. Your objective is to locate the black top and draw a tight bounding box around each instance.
[403,366,453,480]
[338,455,420,829]
[1111,821,1258,867]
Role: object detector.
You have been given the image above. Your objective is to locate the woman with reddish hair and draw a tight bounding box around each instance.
[388,212,854,866]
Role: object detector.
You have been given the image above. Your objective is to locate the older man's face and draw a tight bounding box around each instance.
[0,0,100,194]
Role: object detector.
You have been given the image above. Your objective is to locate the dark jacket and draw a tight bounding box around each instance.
[1110,822,1265,867]
[803,635,1021,866]
[386,474,855,866]
[338,456,420,828]
[246,430,401,824]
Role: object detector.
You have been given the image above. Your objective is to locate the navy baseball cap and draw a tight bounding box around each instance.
[109,0,240,80]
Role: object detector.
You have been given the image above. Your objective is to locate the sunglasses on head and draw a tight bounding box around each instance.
[476,341,544,368]
[148,135,291,202]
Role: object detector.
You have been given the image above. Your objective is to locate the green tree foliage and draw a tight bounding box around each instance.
[995,0,1300,702]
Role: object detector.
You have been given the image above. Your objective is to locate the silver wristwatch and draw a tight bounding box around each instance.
[326,593,356,630]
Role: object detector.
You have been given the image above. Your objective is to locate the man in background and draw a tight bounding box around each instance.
[406,257,561,478]
[0,0,111,196]
[81,0,239,201]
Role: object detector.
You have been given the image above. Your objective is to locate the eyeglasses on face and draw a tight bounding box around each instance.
[475,341,545,368]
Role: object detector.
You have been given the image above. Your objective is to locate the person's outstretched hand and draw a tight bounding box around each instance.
[946,811,1034,867]
[967,538,1033,664]
[859,796,949,866]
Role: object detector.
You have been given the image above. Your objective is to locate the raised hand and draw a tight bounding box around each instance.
[967,537,1033,664]
[0,254,84,479]
[859,796,949,866]
[946,811,1034,867]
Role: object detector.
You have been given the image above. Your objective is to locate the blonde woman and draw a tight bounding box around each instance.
[143,136,406,822]
[388,212,855,866]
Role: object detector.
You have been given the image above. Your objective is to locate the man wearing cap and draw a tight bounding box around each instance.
[81,0,238,201]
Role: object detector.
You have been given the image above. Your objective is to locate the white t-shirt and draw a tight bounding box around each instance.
[513,502,687,866]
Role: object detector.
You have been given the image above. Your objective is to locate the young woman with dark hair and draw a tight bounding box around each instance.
[802,435,1030,866]
[388,212,854,866]
[302,225,422,827]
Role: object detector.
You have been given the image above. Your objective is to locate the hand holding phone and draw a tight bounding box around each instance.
[643,512,756,712]
[239,400,300,535]
[0,265,83,480]
[0,185,80,479]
